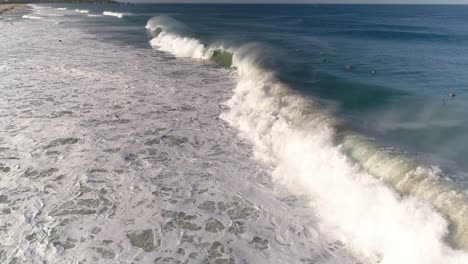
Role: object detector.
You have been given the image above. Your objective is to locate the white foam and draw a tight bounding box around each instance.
[150,32,209,59]
[103,11,127,19]
[22,15,42,20]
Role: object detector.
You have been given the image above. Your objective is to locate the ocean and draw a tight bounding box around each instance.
[1,3,468,263]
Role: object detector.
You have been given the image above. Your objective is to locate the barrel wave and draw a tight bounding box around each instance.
[147,15,468,263]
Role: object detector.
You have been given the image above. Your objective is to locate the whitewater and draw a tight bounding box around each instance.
[0,4,467,264]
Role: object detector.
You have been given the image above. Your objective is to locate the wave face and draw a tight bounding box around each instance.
[147,15,468,263]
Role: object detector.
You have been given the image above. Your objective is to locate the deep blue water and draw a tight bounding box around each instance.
[55,4,468,173]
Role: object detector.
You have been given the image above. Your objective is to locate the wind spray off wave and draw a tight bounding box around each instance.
[147,15,468,263]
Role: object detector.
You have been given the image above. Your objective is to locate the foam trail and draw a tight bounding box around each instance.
[147,15,468,263]
[103,11,128,19]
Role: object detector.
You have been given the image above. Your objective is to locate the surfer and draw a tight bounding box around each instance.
[323,58,328,63]
[345,65,351,71]
[449,92,456,98]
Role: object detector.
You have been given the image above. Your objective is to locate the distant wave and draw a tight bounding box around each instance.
[22,15,42,20]
[146,15,468,263]
[75,9,89,14]
[103,11,128,19]
[56,8,67,11]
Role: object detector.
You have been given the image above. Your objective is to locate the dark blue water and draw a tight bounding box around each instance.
[56,4,468,172]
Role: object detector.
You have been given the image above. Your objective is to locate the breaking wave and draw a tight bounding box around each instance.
[147,15,468,263]
[103,11,128,19]
[22,14,42,20]
[147,16,233,67]
[75,9,89,14]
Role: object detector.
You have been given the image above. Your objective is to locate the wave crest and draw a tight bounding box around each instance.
[147,16,234,67]
[146,15,188,34]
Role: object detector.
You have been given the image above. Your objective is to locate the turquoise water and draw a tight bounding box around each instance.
[55,4,468,174]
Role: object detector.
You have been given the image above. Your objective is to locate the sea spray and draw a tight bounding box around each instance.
[340,135,468,248]
[147,15,468,262]
[222,58,468,263]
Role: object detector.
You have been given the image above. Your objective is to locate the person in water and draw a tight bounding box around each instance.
[371,70,377,75]
[449,92,456,98]
[345,65,352,70]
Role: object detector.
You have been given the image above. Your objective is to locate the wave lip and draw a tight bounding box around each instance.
[103,11,128,19]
